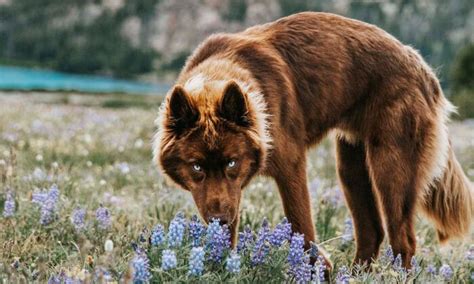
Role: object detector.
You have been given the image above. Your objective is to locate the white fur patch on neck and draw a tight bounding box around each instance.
[184,73,206,93]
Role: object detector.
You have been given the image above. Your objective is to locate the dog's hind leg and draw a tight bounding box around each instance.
[365,128,421,267]
[336,137,385,265]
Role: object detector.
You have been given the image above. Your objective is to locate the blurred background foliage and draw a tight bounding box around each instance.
[0,0,473,116]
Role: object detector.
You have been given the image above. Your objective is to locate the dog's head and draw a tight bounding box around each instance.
[154,77,270,226]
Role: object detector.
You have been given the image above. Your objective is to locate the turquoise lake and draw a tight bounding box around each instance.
[0,65,169,95]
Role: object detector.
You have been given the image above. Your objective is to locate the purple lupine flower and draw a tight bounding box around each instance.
[313,256,327,283]
[269,217,292,247]
[131,252,151,282]
[70,207,86,231]
[32,191,48,205]
[95,204,111,229]
[288,233,305,267]
[39,185,60,225]
[151,224,165,246]
[94,267,113,282]
[189,247,205,276]
[393,254,402,270]
[288,233,312,282]
[342,218,353,242]
[161,249,177,271]
[3,190,15,217]
[251,219,271,266]
[293,255,312,283]
[206,219,231,263]
[48,275,61,284]
[226,251,241,274]
[439,264,453,281]
[168,212,186,247]
[336,265,350,284]
[237,225,254,253]
[426,264,437,276]
[63,276,78,284]
[381,245,394,264]
[189,215,205,247]
[117,162,130,174]
[409,256,420,274]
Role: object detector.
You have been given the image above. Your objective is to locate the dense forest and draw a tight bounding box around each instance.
[0,0,473,116]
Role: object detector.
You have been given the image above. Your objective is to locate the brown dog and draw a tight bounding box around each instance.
[154,12,473,268]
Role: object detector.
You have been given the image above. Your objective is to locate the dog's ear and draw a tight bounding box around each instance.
[218,81,250,127]
[166,85,199,135]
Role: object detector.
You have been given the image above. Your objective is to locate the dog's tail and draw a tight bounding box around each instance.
[422,147,473,242]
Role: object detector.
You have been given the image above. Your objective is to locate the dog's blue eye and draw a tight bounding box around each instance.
[192,164,202,172]
[227,160,236,168]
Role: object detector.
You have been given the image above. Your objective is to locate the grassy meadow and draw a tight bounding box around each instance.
[0,93,473,283]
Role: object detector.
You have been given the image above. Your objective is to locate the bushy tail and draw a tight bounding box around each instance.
[422,147,473,243]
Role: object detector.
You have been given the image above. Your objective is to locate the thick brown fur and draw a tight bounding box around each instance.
[154,12,473,269]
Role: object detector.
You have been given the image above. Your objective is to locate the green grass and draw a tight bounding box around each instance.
[0,94,473,282]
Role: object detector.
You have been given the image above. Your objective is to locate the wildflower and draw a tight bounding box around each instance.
[94,267,113,282]
[33,184,60,225]
[313,256,327,283]
[168,212,186,247]
[189,215,205,247]
[288,233,305,267]
[161,249,177,271]
[226,251,241,274]
[32,191,47,205]
[131,252,151,283]
[409,256,420,274]
[381,245,394,264]
[70,207,86,231]
[150,224,165,246]
[117,162,130,174]
[3,190,15,217]
[293,255,312,283]
[393,254,402,270]
[104,240,114,252]
[342,218,353,242]
[237,225,254,253]
[269,217,292,247]
[439,264,453,281]
[48,275,61,284]
[336,265,350,284]
[288,233,313,282]
[189,247,205,276]
[95,204,111,229]
[426,263,437,276]
[206,219,231,262]
[251,218,271,265]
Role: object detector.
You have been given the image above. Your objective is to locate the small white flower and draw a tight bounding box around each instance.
[52,162,59,168]
[36,154,43,162]
[104,239,114,252]
[86,161,93,167]
[134,139,144,148]
[100,179,107,186]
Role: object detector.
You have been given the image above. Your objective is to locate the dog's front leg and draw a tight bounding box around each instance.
[273,158,332,270]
